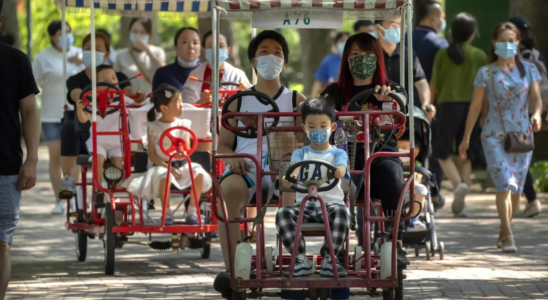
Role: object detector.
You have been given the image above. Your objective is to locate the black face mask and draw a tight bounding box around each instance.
[521,38,534,50]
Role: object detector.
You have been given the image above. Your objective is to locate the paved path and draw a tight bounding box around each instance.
[6,147,548,299]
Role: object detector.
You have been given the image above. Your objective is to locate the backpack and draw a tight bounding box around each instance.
[521,48,548,113]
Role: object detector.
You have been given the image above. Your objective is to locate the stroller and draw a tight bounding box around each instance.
[355,106,445,260]
[400,106,445,260]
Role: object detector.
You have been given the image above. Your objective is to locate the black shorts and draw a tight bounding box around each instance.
[60,113,90,157]
[432,102,480,160]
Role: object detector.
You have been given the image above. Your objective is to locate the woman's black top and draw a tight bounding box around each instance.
[321,82,407,167]
[66,70,131,107]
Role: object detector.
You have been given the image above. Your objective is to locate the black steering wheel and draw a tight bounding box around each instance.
[285,160,340,194]
[79,82,122,116]
[222,90,280,138]
[347,88,407,115]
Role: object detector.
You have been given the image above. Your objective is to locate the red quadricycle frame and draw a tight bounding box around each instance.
[65,89,220,276]
[212,111,416,299]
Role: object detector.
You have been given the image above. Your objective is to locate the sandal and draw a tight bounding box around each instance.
[500,236,517,253]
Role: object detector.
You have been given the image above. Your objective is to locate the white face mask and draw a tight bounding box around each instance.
[256,55,284,80]
[130,33,149,45]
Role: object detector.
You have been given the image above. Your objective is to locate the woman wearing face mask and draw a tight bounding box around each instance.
[32,20,84,214]
[114,18,166,94]
[58,33,135,211]
[430,13,488,218]
[459,22,542,253]
[213,30,306,298]
[183,31,249,105]
[319,32,410,268]
[310,31,350,97]
[152,28,201,91]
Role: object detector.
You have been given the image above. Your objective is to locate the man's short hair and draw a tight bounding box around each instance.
[301,98,336,123]
[416,0,442,23]
[247,30,289,64]
[47,21,71,36]
[97,64,115,74]
[354,20,374,32]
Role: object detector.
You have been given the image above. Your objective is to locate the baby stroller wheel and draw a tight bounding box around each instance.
[438,241,445,260]
[382,289,394,300]
[200,237,211,259]
[232,291,246,300]
[414,245,419,257]
[424,241,431,261]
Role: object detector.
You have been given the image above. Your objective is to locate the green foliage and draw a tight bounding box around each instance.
[531,161,548,193]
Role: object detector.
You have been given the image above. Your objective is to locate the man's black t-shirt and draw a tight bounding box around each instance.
[66,70,131,107]
[321,82,407,167]
[0,42,40,175]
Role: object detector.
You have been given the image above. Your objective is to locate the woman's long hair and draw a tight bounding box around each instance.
[491,22,525,78]
[336,33,390,104]
[447,13,477,65]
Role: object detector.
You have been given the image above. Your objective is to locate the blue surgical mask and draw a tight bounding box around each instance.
[205,48,229,66]
[337,42,346,55]
[177,56,199,67]
[438,19,447,33]
[82,51,105,68]
[368,31,377,39]
[382,27,401,44]
[130,34,149,45]
[61,34,74,48]
[256,55,284,80]
[306,128,332,145]
[495,42,519,59]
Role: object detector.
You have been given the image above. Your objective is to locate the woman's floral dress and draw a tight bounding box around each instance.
[473,62,541,194]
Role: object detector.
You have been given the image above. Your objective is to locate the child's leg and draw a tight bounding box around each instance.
[320,203,351,257]
[110,157,124,189]
[96,154,106,187]
[159,178,171,216]
[412,183,428,216]
[276,205,314,255]
[188,173,203,210]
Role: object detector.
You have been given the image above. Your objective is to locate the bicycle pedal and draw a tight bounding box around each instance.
[58,191,74,200]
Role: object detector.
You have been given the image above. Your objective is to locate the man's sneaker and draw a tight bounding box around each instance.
[319,256,347,278]
[282,254,314,277]
[407,217,427,232]
[452,183,469,215]
[397,243,410,267]
[213,272,233,299]
[520,200,542,218]
[58,175,76,200]
[51,201,65,215]
[185,212,206,225]
[455,206,469,218]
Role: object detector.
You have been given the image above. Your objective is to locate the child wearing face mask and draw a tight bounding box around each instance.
[182,31,250,105]
[277,98,351,278]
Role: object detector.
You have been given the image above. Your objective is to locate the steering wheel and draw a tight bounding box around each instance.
[159,126,198,158]
[222,90,280,138]
[347,88,407,139]
[80,82,122,116]
[285,160,340,194]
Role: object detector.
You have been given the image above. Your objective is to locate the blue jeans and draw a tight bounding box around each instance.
[41,122,63,142]
[0,176,21,245]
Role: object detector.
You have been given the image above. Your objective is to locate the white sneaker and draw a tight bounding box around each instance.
[407,218,427,232]
[520,200,542,218]
[51,202,66,215]
[452,183,469,216]
[455,206,469,218]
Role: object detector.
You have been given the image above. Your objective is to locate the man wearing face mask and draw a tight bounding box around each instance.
[374,17,431,115]
[412,0,448,82]
[183,31,249,105]
[311,32,350,97]
[32,20,85,214]
[213,30,306,299]
[354,20,377,37]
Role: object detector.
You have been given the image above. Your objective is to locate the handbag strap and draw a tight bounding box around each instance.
[129,50,152,84]
[488,65,508,135]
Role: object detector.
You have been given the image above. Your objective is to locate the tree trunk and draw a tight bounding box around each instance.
[0,0,21,49]
[509,0,548,161]
[298,29,331,96]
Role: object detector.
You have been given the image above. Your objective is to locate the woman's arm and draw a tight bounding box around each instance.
[458,85,485,158]
[414,79,431,108]
[529,80,542,132]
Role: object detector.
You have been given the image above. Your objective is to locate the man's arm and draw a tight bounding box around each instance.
[414,79,431,107]
[19,94,40,190]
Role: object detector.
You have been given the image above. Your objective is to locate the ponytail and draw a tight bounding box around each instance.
[448,13,478,66]
[147,107,157,122]
[447,43,465,65]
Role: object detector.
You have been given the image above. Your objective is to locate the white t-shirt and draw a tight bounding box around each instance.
[114,45,166,94]
[291,146,350,205]
[32,46,84,122]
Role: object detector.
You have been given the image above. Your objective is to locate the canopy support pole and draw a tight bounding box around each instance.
[252,28,257,85]
[399,5,405,90]
[62,0,67,105]
[211,6,219,154]
[406,0,414,149]
[90,0,97,123]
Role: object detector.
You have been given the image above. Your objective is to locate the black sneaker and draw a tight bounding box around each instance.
[397,243,410,267]
[213,272,233,299]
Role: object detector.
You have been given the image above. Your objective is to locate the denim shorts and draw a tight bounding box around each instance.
[0,176,21,245]
[42,122,63,142]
